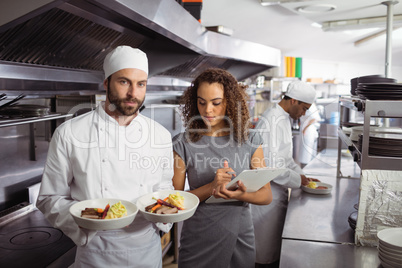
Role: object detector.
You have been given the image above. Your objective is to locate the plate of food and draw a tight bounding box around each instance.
[69,198,138,230]
[136,190,199,223]
[301,181,333,195]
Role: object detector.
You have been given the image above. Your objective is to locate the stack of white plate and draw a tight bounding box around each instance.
[377,228,402,268]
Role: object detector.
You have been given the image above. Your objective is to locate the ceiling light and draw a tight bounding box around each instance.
[260,0,280,6]
[260,0,312,6]
[311,22,322,28]
[322,15,402,31]
[296,4,336,13]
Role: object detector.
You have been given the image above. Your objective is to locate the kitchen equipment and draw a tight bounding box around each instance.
[348,211,357,230]
[0,104,50,118]
[0,208,75,267]
[69,199,138,230]
[136,190,199,223]
[0,94,25,110]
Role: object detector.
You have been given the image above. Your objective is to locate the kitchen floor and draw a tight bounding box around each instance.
[163,254,178,268]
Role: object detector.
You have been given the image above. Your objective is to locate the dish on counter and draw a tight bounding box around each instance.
[378,248,402,263]
[378,253,402,268]
[136,190,199,223]
[379,241,402,255]
[301,182,333,195]
[69,198,138,230]
[377,227,402,249]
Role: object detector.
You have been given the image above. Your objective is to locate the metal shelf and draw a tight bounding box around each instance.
[0,113,73,161]
[339,96,362,111]
[339,96,402,117]
[0,113,72,128]
[337,96,402,176]
[337,128,353,148]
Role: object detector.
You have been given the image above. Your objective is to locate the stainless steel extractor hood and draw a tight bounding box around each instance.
[0,0,280,92]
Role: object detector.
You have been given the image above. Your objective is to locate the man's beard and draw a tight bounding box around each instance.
[107,84,144,116]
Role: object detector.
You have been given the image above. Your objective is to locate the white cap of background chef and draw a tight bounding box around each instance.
[285,80,316,104]
[103,45,148,80]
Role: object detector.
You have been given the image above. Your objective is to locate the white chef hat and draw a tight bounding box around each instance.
[285,81,316,104]
[103,46,148,80]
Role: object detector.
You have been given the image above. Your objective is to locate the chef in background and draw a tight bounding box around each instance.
[251,81,319,268]
[296,102,321,168]
[37,46,174,268]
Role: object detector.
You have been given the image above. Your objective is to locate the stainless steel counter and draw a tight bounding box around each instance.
[281,239,380,268]
[280,149,381,267]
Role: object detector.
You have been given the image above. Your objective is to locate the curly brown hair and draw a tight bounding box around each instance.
[180,68,251,143]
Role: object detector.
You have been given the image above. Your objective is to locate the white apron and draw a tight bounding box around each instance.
[74,218,162,268]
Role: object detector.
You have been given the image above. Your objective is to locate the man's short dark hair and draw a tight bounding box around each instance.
[284,95,302,104]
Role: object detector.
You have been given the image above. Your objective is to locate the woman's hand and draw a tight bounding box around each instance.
[211,160,235,196]
[213,180,247,200]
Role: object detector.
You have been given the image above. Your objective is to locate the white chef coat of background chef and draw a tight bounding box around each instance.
[296,103,322,166]
[256,103,304,180]
[37,103,174,267]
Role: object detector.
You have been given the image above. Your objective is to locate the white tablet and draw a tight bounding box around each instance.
[205,168,287,204]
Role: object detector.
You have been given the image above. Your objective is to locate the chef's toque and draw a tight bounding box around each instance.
[285,81,316,104]
[103,46,148,80]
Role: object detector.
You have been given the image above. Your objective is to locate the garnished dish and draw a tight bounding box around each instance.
[81,201,127,219]
[136,190,199,223]
[145,192,185,214]
[69,198,138,230]
[306,181,328,190]
[301,181,333,195]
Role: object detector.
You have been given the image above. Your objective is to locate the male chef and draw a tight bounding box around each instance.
[37,45,174,267]
[251,80,318,268]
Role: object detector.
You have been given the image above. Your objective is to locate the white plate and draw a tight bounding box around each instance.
[350,126,402,142]
[379,253,402,268]
[69,199,138,230]
[136,190,199,223]
[379,241,402,255]
[378,256,396,268]
[379,248,402,262]
[378,228,402,249]
[301,182,333,195]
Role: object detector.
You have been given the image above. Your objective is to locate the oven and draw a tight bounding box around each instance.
[0,203,76,267]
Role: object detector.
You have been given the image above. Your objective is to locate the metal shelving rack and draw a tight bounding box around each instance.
[337,96,402,178]
[0,113,71,128]
[0,113,72,160]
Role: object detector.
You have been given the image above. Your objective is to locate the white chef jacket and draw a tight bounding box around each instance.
[297,103,321,165]
[251,103,302,264]
[37,102,174,267]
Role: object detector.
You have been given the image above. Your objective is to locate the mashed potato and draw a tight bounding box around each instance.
[168,192,185,210]
[105,201,127,219]
[306,181,317,189]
